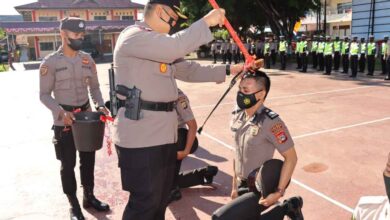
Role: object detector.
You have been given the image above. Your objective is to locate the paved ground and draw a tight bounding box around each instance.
[0,59,389,220]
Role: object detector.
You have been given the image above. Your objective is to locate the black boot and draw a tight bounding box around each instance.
[283,196,304,220]
[67,194,85,220]
[203,166,219,185]
[83,186,110,212]
[167,186,182,205]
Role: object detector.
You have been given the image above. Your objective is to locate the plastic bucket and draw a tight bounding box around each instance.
[72,112,105,152]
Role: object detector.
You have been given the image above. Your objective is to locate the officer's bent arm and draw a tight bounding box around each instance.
[278,147,298,192]
[174,59,226,83]
[184,119,197,154]
[118,19,213,64]
[232,159,238,190]
[39,60,63,120]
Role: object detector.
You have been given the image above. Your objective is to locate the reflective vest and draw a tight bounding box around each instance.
[350,42,359,55]
[299,41,307,53]
[381,42,388,55]
[279,41,287,52]
[360,43,367,54]
[264,43,270,53]
[367,42,376,56]
[324,42,333,55]
[334,41,341,52]
[317,42,325,53]
[311,41,318,52]
[341,42,350,55]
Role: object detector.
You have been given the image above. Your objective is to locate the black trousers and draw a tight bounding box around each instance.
[359,54,366,72]
[342,54,349,73]
[351,55,359,77]
[213,51,218,63]
[256,50,264,59]
[212,181,285,220]
[387,58,390,78]
[117,144,176,220]
[334,51,341,70]
[325,55,333,74]
[301,53,308,72]
[279,51,287,70]
[296,53,302,69]
[222,51,227,64]
[385,175,390,201]
[53,126,95,195]
[318,53,324,71]
[227,51,232,64]
[312,51,318,68]
[264,53,271,69]
[381,55,387,75]
[271,50,276,65]
[367,55,375,75]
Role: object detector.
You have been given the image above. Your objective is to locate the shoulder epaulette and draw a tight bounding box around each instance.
[264,108,279,120]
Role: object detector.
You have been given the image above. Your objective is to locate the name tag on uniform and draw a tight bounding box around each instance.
[82,65,92,70]
[55,67,68,73]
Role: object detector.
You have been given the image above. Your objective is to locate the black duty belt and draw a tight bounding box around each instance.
[60,101,90,112]
[118,100,175,112]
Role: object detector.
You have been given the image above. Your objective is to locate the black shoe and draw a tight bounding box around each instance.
[167,187,182,204]
[284,196,304,220]
[299,70,306,73]
[349,75,356,78]
[203,166,218,185]
[67,195,85,220]
[83,187,110,212]
[385,76,390,80]
[366,73,373,76]
[323,73,331,75]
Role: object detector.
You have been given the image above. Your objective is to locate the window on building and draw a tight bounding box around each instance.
[21,11,32,21]
[39,16,58,22]
[40,42,54,51]
[94,16,107,20]
[337,2,352,14]
[121,16,134,20]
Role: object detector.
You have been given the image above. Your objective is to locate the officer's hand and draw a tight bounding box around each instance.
[230,63,244,76]
[230,189,238,199]
[98,106,110,115]
[177,150,189,160]
[61,111,75,126]
[203,9,225,27]
[385,152,390,177]
[259,192,282,207]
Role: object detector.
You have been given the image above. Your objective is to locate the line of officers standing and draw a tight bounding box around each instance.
[211,35,390,80]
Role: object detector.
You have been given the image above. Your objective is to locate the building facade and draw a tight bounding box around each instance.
[0,0,144,61]
[352,0,390,40]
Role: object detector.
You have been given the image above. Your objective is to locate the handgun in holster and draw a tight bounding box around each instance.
[116,84,142,120]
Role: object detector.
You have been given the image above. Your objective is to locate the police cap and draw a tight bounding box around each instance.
[148,0,187,19]
[60,17,86,33]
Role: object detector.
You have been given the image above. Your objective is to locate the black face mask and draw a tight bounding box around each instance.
[67,37,83,51]
[159,7,179,35]
[236,90,262,110]
[169,18,185,35]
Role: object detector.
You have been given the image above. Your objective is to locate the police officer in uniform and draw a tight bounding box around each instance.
[386,39,390,80]
[264,37,271,69]
[226,39,232,64]
[300,34,309,73]
[270,36,277,66]
[341,36,350,74]
[256,38,264,59]
[317,36,325,71]
[295,36,302,69]
[366,35,377,76]
[221,39,227,64]
[350,36,360,78]
[311,35,318,69]
[278,36,288,70]
[212,70,303,220]
[169,89,218,203]
[211,40,218,64]
[324,36,334,75]
[39,17,110,220]
[333,36,342,71]
[359,37,367,73]
[381,36,389,75]
[112,1,247,219]
[231,38,239,64]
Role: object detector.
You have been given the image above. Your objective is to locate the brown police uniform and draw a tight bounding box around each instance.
[113,17,227,220]
[39,17,109,219]
[212,105,295,220]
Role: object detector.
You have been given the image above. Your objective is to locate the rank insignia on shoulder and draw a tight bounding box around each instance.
[82,57,89,65]
[160,63,167,74]
[40,65,48,76]
[265,108,279,120]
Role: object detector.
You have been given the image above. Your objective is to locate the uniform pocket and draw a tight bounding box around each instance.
[55,72,72,90]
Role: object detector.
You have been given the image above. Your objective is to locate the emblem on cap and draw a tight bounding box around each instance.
[79,22,85,28]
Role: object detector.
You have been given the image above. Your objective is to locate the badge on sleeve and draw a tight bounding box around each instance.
[40,65,48,76]
[271,123,288,144]
[82,57,89,65]
[160,63,167,74]
[180,99,188,109]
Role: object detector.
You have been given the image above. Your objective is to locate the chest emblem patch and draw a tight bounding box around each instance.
[160,63,168,73]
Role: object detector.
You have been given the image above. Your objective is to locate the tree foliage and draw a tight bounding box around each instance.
[180,0,320,38]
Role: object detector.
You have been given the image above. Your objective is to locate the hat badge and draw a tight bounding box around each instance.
[79,22,85,28]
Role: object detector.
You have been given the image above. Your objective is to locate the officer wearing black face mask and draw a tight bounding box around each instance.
[39,17,110,220]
